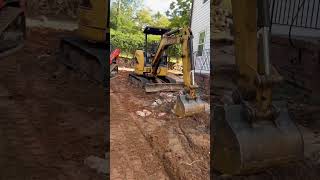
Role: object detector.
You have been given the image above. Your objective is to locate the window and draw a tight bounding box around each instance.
[197,31,206,56]
[203,0,208,3]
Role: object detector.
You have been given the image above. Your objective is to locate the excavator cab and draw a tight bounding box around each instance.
[134,26,170,76]
[213,0,304,175]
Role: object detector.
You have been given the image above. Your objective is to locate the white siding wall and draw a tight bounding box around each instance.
[191,0,210,74]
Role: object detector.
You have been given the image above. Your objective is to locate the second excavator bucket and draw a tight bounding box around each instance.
[212,101,304,175]
[174,95,207,117]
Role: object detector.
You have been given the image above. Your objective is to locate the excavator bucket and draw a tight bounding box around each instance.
[212,101,304,175]
[174,95,207,117]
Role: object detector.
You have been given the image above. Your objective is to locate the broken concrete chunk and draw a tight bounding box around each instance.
[151,101,158,107]
[159,92,166,98]
[167,93,174,98]
[155,99,163,105]
[136,111,145,117]
[158,112,166,117]
[143,109,152,116]
[84,155,108,174]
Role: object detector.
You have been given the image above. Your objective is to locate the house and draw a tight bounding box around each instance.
[190,0,210,74]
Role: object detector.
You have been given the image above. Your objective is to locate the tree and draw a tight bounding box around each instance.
[136,8,153,29]
[110,0,143,33]
[151,11,171,28]
[166,0,192,28]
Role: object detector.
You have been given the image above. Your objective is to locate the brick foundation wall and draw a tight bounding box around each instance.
[195,73,210,102]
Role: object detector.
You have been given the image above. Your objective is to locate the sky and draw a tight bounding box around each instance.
[110,0,175,14]
[144,0,175,14]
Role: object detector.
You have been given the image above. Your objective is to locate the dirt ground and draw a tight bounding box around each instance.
[0,28,107,179]
[110,71,210,180]
[212,44,320,180]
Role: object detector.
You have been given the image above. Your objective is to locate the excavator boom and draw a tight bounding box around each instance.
[150,27,206,117]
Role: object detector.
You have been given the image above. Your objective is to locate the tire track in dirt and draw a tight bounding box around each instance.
[110,71,210,180]
[110,89,170,179]
[0,27,106,180]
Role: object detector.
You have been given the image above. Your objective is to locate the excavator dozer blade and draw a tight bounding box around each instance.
[128,73,184,92]
[212,101,304,175]
[145,83,184,93]
[174,95,206,117]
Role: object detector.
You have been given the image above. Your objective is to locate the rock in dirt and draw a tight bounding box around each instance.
[136,111,146,117]
[158,112,166,117]
[84,155,109,174]
[151,101,158,107]
[160,92,174,98]
[159,92,167,98]
[143,109,152,116]
[155,99,163,105]
[37,54,51,59]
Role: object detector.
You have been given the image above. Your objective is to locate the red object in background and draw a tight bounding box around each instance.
[110,48,121,64]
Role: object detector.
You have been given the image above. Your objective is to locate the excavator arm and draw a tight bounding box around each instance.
[151,30,180,75]
[213,0,304,175]
[147,27,206,117]
[151,27,197,99]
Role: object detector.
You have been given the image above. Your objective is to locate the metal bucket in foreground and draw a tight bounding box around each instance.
[212,101,304,175]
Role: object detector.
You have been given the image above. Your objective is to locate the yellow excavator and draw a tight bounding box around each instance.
[58,0,109,85]
[129,26,185,93]
[130,26,206,117]
[213,0,304,175]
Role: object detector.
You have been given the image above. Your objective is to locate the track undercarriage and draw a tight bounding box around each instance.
[128,72,184,93]
[58,37,107,85]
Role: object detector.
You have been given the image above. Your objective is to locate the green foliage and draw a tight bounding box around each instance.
[110,0,191,58]
[166,0,192,28]
[110,29,160,55]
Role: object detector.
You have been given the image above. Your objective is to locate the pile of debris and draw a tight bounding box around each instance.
[136,92,180,118]
[135,91,210,118]
[172,64,183,72]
